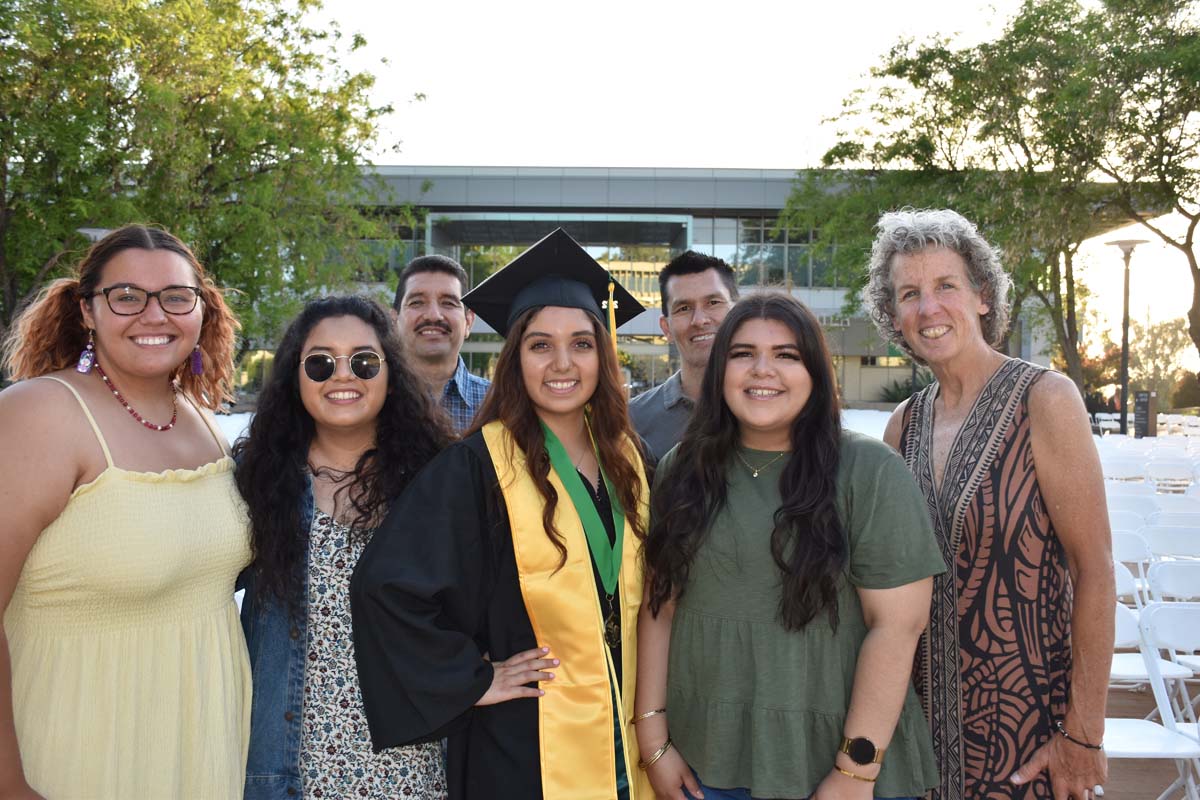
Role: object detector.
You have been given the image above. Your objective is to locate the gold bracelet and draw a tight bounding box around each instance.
[834,766,877,783]
[637,738,673,770]
[630,708,667,725]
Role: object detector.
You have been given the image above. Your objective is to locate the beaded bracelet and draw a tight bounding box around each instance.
[638,738,674,770]
[1055,720,1103,751]
[834,766,877,783]
[630,708,667,725]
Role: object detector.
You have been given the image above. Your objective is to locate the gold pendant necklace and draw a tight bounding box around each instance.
[603,592,621,649]
[735,449,787,478]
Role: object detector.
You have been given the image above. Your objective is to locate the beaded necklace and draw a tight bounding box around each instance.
[93,361,179,432]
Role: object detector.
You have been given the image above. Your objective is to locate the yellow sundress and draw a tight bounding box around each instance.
[5,377,252,799]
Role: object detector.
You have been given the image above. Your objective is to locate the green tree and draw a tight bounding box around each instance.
[1171,371,1200,408]
[0,0,393,345]
[1090,0,1200,359]
[780,0,1143,394]
[1129,316,1192,403]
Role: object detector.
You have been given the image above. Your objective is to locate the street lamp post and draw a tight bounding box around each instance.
[1107,239,1148,435]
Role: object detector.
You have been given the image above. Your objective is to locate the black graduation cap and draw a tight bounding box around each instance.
[463,228,645,337]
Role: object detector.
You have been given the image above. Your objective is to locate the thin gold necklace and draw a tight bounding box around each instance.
[735,449,787,478]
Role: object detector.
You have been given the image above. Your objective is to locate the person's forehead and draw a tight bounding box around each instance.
[403,270,464,298]
[891,247,969,285]
[99,248,196,287]
[665,269,730,304]
[303,315,382,350]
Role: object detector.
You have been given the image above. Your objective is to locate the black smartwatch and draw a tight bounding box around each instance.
[839,736,885,765]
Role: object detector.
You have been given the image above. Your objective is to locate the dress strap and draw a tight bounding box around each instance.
[39,376,114,468]
[180,391,231,456]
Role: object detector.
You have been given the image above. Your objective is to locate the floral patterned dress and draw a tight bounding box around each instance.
[299,509,447,799]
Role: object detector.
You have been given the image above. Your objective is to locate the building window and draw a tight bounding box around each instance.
[861,356,908,367]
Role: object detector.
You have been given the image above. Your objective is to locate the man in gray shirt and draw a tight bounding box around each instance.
[629,251,737,459]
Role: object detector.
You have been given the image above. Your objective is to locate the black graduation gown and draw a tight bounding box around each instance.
[349,430,622,800]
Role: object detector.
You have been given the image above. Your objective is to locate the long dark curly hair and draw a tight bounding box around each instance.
[466,306,646,568]
[233,295,453,603]
[645,292,847,631]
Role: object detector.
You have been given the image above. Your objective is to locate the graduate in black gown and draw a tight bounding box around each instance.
[350,229,654,800]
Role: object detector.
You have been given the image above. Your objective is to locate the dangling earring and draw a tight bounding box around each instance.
[76,330,96,374]
[190,345,204,376]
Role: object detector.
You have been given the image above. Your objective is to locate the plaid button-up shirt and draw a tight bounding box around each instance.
[440,356,490,433]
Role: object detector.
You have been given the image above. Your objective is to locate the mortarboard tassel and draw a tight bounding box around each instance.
[607,277,619,361]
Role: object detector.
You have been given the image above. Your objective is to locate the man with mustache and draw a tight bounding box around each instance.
[392,255,490,433]
[629,251,737,459]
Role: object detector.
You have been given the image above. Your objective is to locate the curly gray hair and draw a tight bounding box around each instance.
[862,208,1012,362]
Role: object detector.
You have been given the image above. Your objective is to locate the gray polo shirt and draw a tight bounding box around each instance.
[629,371,695,461]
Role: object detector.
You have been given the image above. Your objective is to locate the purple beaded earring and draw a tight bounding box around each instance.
[76,329,96,374]
[190,345,204,376]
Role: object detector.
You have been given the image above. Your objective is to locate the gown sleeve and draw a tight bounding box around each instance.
[350,440,498,751]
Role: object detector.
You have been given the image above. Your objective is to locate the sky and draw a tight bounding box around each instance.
[322,0,1025,168]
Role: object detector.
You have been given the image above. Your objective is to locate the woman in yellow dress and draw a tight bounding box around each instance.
[0,225,249,799]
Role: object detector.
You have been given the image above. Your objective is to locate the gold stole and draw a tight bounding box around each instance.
[482,421,653,800]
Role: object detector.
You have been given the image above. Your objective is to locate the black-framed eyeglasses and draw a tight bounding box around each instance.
[91,284,201,316]
[301,351,385,382]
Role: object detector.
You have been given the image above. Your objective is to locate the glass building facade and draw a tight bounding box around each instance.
[365,166,928,403]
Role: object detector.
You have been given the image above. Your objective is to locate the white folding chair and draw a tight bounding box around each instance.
[1110,509,1148,532]
[1104,457,1149,483]
[1155,495,1200,514]
[1149,459,1198,494]
[1143,526,1200,560]
[1109,480,1158,497]
[1148,563,1200,674]
[1112,602,1191,687]
[1115,560,1143,610]
[1149,562,1200,602]
[1135,603,1200,797]
[1152,512,1200,529]
[1111,494,1166,518]
[1113,530,1156,606]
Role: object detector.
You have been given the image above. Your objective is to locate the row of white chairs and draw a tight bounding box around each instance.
[1102,458,1198,493]
[1109,494,1200,517]
[1110,511,1200,531]
[1107,563,1200,798]
[1110,481,1200,499]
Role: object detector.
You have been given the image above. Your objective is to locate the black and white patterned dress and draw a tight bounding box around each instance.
[298,509,447,799]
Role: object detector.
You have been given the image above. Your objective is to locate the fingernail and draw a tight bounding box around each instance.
[548,673,555,679]
[552,659,560,665]
[1010,774,1022,784]
[541,647,550,653]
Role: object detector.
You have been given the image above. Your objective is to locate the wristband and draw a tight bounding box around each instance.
[1055,720,1103,751]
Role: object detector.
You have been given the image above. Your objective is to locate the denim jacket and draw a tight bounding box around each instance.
[239,478,313,799]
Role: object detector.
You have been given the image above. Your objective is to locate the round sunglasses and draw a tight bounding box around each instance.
[300,350,385,382]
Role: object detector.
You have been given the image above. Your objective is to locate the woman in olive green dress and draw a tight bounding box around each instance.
[635,292,945,800]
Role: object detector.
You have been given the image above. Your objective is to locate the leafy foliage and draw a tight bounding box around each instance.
[780,0,1193,392]
[876,368,935,403]
[0,0,396,345]
[1091,0,1200,356]
[1171,371,1200,409]
[1129,317,1193,403]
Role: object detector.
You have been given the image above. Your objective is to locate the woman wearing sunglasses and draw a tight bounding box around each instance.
[351,229,654,799]
[233,296,453,799]
[0,225,245,799]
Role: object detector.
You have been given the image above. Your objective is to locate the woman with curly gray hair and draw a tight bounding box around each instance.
[870,209,1114,800]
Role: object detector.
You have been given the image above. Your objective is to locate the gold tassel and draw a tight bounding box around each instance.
[607,278,619,362]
